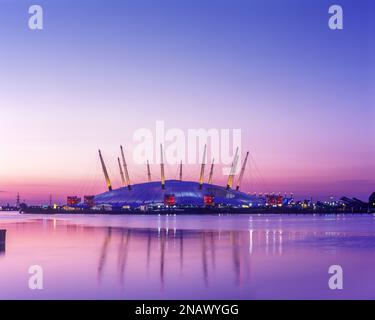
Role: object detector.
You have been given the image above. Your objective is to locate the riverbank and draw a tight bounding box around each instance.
[17,205,375,215]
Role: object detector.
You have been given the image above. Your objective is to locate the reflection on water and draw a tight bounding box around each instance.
[95,227,254,289]
[0,214,375,299]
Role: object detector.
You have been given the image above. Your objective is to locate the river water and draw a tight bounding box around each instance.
[0,212,374,299]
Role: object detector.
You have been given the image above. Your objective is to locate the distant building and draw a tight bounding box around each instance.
[67,196,81,207]
[340,196,368,212]
[369,193,375,210]
[83,195,95,207]
[265,194,283,207]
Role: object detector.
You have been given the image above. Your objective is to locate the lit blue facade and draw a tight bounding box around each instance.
[93,180,261,209]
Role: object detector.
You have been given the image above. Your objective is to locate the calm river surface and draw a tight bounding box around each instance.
[0,212,374,299]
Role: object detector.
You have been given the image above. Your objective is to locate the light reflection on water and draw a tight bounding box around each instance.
[0,213,375,299]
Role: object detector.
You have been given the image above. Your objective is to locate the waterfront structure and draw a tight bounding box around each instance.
[67,196,81,206]
[340,196,368,212]
[52,146,371,214]
[90,145,262,210]
[369,192,375,211]
[94,180,261,209]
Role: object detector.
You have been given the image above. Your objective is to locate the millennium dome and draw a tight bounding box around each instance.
[94,179,260,209]
[82,145,260,210]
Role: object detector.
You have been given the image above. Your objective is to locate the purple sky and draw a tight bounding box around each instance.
[0,0,374,204]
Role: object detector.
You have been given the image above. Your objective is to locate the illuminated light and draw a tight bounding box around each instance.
[164,194,175,206]
[204,195,215,206]
[67,196,81,206]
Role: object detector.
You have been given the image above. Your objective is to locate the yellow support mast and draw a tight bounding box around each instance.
[98,149,112,191]
[236,151,249,191]
[147,160,152,182]
[226,147,239,190]
[120,145,131,190]
[199,144,207,190]
[118,157,126,187]
[208,158,214,185]
[160,144,165,189]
